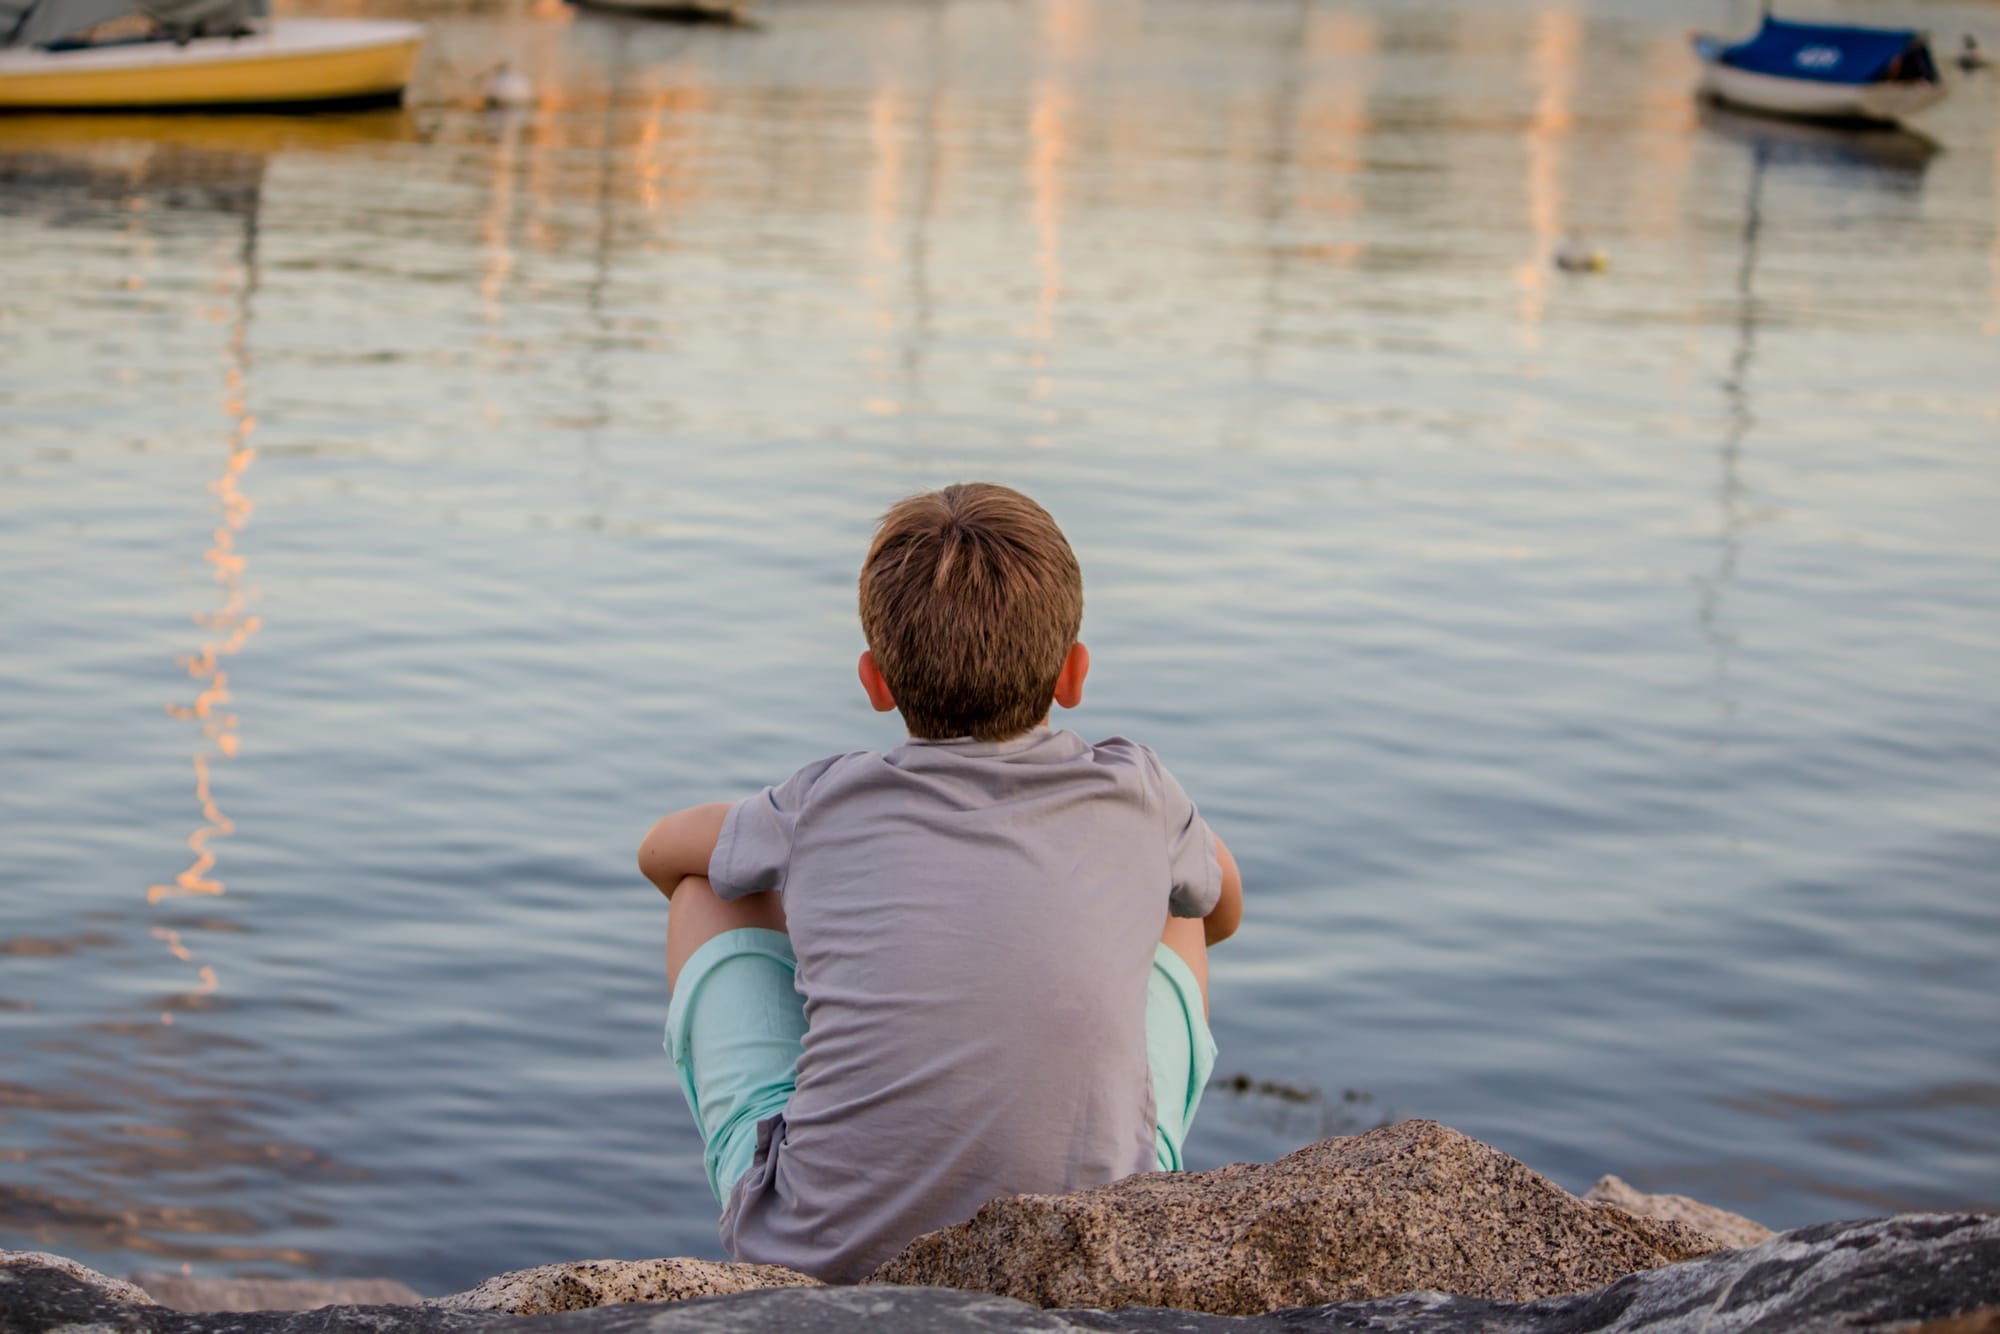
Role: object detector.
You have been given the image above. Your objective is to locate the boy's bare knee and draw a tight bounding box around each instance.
[1160,915,1210,1020]
[666,881,788,989]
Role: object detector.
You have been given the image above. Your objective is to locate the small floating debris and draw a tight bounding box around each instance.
[484,63,535,110]
[1554,232,1608,273]
[1217,1073,1321,1104]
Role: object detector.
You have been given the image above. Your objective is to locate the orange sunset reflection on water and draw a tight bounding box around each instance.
[147,240,262,1025]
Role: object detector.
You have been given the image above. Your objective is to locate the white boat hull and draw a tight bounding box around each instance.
[1697,56,1944,125]
[0,17,423,109]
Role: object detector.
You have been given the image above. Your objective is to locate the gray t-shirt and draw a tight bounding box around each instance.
[708,726,1221,1283]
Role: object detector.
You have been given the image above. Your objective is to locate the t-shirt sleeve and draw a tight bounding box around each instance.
[709,754,848,901]
[1111,740,1222,919]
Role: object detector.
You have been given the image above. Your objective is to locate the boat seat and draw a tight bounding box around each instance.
[43,28,174,50]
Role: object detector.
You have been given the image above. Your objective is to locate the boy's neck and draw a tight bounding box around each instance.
[905,719,1054,744]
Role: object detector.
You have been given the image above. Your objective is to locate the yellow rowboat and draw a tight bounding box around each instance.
[0,17,423,110]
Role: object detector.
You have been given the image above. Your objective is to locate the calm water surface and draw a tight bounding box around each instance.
[2,0,1997,1292]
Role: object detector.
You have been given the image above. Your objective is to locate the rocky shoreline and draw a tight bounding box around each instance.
[5,1121,1995,1333]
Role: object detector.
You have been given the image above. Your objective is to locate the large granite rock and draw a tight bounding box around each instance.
[2,1213,1998,1331]
[868,1119,1722,1314]
[1904,1312,2000,1334]
[431,1256,819,1314]
[1582,1175,1774,1251]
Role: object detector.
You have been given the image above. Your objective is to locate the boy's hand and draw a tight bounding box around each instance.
[638,802,731,898]
[1204,833,1243,946]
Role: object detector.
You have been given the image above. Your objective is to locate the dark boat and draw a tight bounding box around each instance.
[1692,14,1945,125]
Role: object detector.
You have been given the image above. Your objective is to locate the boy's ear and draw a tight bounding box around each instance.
[1052,642,1090,710]
[857,650,899,713]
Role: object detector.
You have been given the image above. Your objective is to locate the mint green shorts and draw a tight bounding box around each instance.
[664,928,1218,1204]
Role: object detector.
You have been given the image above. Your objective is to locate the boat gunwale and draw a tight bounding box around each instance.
[0,17,422,71]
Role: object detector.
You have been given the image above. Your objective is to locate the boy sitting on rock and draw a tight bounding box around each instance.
[637,482,1244,1283]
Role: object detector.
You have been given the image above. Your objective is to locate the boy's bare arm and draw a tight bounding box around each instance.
[637,802,731,898]
[1205,832,1244,946]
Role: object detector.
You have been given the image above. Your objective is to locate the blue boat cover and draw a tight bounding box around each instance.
[1721,17,1919,84]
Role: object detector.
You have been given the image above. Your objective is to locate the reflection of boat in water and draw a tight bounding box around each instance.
[0,104,414,220]
[1697,101,1938,176]
[0,136,262,217]
[0,105,415,156]
[1692,14,1946,126]
[0,0,423,111]
[566,0,749,28]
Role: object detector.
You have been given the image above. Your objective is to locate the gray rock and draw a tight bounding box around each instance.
[594,1286,1129,1331]
[0,1266,1096,1333]
[134,1274,425,1311]
[1242,1212,2000,1332]
[2,1249,159,1306]
[2,1214,1998,1332]
[430,1256,819,1314]
[1582,1176,1774,1251]
[868,1119,1723,1313]
[0,1261,487,1333]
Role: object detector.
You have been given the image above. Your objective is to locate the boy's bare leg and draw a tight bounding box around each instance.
[666,875,788,989]
[1159,915,1210,1019]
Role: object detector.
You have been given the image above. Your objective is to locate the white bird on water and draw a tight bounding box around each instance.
[484,63,535,110]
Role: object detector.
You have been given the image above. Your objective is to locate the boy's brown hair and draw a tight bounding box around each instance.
[859,483,1083,742]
